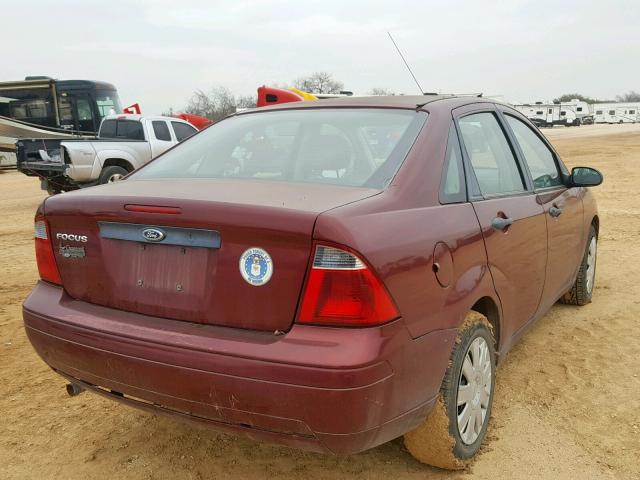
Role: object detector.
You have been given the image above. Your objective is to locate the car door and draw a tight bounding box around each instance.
[171,121,198,143]
[499,109,584,313]
[150,120,174,158]
[454,105,547,342]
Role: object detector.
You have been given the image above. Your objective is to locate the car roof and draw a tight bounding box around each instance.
[102,114,188,122]
[241,94,499,114]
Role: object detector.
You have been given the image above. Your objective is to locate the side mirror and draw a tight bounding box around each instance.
[569,167,603,187]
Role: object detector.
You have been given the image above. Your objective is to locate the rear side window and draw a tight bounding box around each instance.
[117,120,144,140]
[458,112,524,197]
[100,119,116,138]
[152,121,172,141]
[440,125,466,204]
[100,120,144,140]
[133,109,426,189]
[505,115,562,189]
[172,122,197,141]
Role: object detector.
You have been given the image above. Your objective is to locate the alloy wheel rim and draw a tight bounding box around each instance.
[108,173,123,183]
[586,236,597,294]
[457,336,492,445]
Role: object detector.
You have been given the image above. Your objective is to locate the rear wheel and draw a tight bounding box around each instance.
[98,165,128,185]
[561,225,597,305]
[404,312,496,469]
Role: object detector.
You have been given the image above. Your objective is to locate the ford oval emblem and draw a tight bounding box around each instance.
[141,227,166,242]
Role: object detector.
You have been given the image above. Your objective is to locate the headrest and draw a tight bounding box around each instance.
[302,134,352,171]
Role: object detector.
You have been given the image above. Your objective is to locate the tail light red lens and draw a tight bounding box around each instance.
[297,244,399,327]
[34,218,62,285]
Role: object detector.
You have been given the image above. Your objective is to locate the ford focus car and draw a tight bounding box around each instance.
[23,95,602,469]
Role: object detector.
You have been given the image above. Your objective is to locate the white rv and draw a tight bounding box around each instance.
[593,103,639,123]
[562,99,593,123]
[513,102,578,127]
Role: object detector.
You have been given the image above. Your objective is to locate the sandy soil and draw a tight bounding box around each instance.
[1,128,639,480]
[542,123,640,140]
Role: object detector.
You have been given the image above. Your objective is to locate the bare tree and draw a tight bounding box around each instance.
[236,95,257,109]
[185,87,255,121]
[293,72,344,94]
[368,87,395,96]
[616,91,640,102]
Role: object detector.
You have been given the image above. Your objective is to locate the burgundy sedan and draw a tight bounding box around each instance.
[24,96,602,468]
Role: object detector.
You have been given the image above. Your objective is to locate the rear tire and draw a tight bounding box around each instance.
[560,225,597,306]
[98,165,128,185]
[404,311,496,469]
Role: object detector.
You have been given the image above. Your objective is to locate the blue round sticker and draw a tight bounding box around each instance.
[239,247,273,286]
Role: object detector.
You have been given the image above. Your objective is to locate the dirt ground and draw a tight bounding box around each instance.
[1,126,639,480]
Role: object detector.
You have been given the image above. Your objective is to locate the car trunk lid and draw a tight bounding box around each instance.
[44,179,379,332]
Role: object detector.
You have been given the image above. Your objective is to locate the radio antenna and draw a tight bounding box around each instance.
[387,31,424,94]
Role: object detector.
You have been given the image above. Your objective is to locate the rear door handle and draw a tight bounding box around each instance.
[549,206,563,218]
[491,217,513,231]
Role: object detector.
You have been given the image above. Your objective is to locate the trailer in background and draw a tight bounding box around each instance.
[562,99,593,123]
[593,103,639,123]
[512,102,579,127]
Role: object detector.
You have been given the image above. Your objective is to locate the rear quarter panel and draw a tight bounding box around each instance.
[313,103,499,342]
[314,195,495,339]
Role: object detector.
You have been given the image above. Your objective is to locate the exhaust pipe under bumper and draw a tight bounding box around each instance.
[65,383,85,397]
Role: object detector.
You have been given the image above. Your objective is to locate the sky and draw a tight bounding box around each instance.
[2,0,639,114]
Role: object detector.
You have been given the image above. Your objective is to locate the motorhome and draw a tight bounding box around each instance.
[0,76,121,168]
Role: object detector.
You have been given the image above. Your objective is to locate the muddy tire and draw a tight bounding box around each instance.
[98,165,128,185]
[560,225,597,306]
[404,311,496,469]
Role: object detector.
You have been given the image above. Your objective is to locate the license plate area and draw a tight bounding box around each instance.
[101,240,217,323]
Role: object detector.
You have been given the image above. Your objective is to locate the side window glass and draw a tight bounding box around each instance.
[440,125,466,203]
[152,121,171,141]
[76,98,95,132]
[99,119,117,138]
[505,115,562,189]
[458,112,524,197]
[116,120,144,140]
[172,122,197,142]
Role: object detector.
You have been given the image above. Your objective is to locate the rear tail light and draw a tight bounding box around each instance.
[34,218,62,285]
[297,244,399,327]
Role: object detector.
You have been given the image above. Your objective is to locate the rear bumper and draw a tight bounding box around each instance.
[17,160,68,176]
[23,281,455,454]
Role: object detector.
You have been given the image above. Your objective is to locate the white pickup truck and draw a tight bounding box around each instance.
[16,114,198,194]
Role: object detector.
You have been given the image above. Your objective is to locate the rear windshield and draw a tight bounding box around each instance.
[132,108,426,188]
